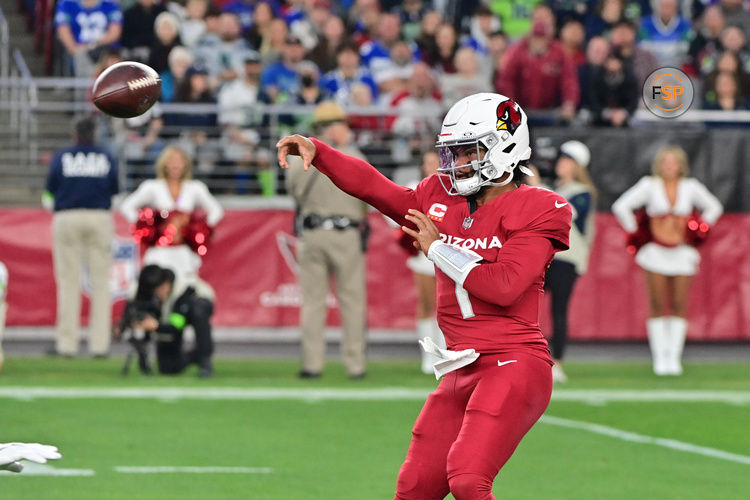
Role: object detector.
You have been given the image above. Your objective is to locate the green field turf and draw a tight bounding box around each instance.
[1,358,749,499]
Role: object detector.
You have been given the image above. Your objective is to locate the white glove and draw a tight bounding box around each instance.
[0,442,62,473]
[419,337,480,380]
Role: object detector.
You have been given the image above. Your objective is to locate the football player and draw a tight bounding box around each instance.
[278,93,572,499]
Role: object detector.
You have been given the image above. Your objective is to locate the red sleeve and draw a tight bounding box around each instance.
[462,234,555,307]
[310,138,419,226]
[506,186,572,250]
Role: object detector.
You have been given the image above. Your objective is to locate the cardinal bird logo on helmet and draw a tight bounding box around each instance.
[496,100,522,134]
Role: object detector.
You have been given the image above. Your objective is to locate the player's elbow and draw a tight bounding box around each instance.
[464,284,523,308]
[492,289,525,307]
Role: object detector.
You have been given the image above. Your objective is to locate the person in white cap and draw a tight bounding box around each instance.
[544,140,597,383]
[612,145,722,376]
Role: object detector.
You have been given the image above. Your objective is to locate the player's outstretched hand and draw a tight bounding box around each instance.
[0,442,62,473]
[402,209,440,257]
[276,135,317,170]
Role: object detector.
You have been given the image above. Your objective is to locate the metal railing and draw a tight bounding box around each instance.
[0,7,9,103]
[6,49,39,167]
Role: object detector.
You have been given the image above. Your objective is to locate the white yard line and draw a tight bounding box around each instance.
[115,466,273,474]
[0,463,96,476]
[0,387,749,404]
[541,415,750,466]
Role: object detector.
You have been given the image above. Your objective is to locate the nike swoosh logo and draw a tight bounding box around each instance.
[555,201,568,208]
[497,360,518,367]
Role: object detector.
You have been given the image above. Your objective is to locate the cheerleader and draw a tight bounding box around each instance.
[612,146,723,375]
[119,146,224,285]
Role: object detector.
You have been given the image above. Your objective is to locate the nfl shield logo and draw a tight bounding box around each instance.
[462,217,474,230]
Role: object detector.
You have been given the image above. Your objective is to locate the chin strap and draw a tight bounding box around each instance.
[518,164,534,176]
[427,240,482,286]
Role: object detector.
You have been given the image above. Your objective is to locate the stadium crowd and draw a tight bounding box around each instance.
[51,0,750,193]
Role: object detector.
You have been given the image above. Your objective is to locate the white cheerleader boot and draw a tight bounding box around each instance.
[647,317,670,376]
[666,317,687,375]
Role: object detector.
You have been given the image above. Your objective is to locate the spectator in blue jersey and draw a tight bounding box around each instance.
[321,43,379,107]
[120,0,165,62]
[638,0,693,68]
[55,0,122,77]
[260,33,308,103]
[43,116,119,358]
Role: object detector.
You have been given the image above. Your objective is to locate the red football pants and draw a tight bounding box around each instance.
[394,351,552,500]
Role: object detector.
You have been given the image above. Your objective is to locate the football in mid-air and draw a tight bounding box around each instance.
[92,61,161,118]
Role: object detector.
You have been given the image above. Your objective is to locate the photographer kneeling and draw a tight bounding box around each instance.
[127,264,215,378]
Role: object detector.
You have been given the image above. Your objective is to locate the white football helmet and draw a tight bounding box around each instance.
[435,93,532,196]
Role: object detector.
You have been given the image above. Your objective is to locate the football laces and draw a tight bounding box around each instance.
[127,76,159,91]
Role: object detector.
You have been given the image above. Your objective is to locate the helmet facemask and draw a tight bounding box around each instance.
[436,133,515,196]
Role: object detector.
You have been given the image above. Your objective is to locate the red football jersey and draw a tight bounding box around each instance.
[310,139,572,358]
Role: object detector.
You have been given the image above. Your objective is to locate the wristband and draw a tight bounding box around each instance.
[427,240,482,286]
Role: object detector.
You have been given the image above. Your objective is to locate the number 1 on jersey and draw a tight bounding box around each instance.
[455,284,475,319]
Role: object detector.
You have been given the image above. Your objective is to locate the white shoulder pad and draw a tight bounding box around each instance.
[427,240,482,286]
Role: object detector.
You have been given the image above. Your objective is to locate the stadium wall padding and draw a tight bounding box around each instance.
[531,126,750,212]
[1,208,748,341]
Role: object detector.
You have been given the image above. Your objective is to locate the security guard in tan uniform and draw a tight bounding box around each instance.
[286,102,369,379]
